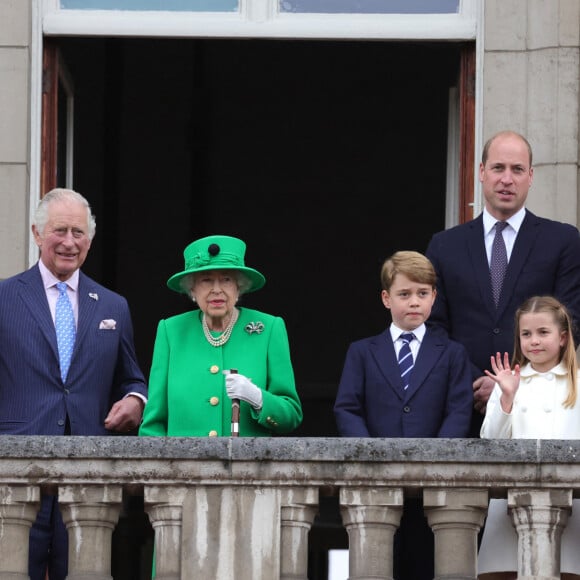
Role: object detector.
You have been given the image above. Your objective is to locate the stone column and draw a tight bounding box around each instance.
[0,0,32,279]
[483,0,580,225]
[179,485,283,580]
[279,487,318,580]
[0,485,40,580]
[144,485,188,580]
[59,484,123,580]
[339,487,404,580]
[508,488,572,580]
[424,488,488,580]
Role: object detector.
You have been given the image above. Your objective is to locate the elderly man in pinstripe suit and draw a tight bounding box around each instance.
[0,188,147,580]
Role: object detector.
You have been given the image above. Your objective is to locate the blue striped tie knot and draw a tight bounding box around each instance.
[55,282,76,382]
[398,332,415,390]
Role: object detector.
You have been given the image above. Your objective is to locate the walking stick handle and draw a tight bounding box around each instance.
[230,369,240,437]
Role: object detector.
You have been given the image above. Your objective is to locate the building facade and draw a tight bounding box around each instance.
[1,2,580,578]
[1,0,579,458]
[2,0,579,278]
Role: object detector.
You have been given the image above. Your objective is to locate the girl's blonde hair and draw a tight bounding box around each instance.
[513,296,578,408]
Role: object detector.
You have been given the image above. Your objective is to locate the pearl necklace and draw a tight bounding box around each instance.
[202,308,239,347]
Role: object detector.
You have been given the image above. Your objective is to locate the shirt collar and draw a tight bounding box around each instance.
[38,260,80,292]
[519,361,568,377]
[482,206,526,236]
[389,322,426,343]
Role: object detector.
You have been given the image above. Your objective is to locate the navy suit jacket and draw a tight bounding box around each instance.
[334,324,473,438]
[426,211,580,379]
[0,264,147,435]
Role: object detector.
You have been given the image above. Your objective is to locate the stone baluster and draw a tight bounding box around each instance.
[508,488,572,580]
[0,485,40,580]
[58,484,123,580]
[144,485,188,580]
[339,487,404,580]
[424,488,488,580]
[279,487,318,580]
[179,485,292,579]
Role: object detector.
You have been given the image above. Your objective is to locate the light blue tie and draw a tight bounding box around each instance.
[55,282,76,382]
[398,333,415,390]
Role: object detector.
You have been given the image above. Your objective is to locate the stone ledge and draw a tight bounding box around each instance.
[2,435,580,462]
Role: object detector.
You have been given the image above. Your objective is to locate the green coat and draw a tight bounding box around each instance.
[139,307,302,437]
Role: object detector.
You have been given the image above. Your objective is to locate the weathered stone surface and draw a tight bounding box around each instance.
[1,437,579,578]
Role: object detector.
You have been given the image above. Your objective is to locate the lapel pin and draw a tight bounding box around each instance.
[89,293,99,301]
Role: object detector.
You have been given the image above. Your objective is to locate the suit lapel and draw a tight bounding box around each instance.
[466,216,496,317]
[496,211,539,315]
[403,329,444,400]
[74,273,100,355]
[16,267,102,380]
[17,265,59,358]
[369,331,405,400]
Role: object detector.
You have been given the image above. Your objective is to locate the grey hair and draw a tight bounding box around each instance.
[34,188,97,241]
[180,271,253,299]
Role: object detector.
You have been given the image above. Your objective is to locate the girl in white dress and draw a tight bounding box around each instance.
[478,296,580,580]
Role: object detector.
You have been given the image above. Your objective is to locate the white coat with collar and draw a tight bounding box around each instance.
[478,362,580,574]
[481,362,580,439]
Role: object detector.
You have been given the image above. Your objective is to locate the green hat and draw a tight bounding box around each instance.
[167,235,266,294]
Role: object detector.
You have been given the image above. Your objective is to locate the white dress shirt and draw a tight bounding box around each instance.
[482,206,526,265]
[38,260,79,326]
[389,323,426,360]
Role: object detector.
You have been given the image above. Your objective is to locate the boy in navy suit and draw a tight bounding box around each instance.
[334,250,472,580]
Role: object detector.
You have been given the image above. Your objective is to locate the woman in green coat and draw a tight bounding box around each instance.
[139,235,302,437]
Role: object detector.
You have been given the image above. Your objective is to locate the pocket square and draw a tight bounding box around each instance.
[99,319,116,330]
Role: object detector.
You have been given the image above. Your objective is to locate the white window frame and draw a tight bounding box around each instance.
[41,0,479,40]
[58,52,75,189]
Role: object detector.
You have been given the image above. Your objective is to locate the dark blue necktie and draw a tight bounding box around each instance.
[398,333,415,390]
[55,282,76,382]
[490,221,508,307]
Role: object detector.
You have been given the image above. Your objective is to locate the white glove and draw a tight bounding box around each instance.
[223,371,263,410]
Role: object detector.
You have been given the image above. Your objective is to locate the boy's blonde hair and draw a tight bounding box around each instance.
[513,296,578,408]
[380,251,436,291]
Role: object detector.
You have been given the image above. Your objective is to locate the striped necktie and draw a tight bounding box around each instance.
[55,282,76,382]
[398,333,415,390]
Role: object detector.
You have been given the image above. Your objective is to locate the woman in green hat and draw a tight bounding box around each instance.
[139,235,302,437]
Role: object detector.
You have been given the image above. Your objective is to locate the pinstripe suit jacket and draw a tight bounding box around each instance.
[0,264,147,435]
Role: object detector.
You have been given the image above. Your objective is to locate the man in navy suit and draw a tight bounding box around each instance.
[0,188,147,580]
[334,250,472,580]
[426,130,580,437]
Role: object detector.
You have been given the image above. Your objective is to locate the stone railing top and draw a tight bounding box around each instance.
[0,435,578,462]
[0,437,579,493]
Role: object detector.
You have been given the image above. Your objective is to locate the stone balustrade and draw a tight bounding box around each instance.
[0,436,579,580]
